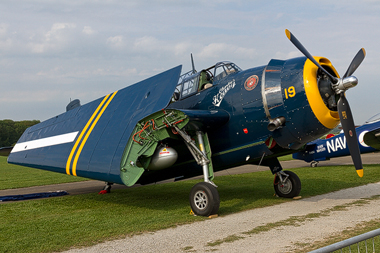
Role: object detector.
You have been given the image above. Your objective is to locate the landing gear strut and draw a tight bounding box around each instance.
[274,170,301,198]
[99,182,113,194]
[173,126,219,216]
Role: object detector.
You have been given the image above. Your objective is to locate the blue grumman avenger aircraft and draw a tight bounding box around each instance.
[293,113,380,167]
[7,30,366,216]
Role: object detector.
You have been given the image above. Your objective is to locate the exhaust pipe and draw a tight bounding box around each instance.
[267,116,286,131]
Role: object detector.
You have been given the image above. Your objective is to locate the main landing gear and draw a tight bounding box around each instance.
[273,170,301,198]
[173,127,220,217]
[175,127,301,215]
[190,182,220,217]
[264,157,301,198]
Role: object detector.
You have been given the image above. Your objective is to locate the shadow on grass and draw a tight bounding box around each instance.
[73,164,380,216]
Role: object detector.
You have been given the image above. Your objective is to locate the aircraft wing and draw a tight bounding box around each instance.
[363,128,380,149]
[8,65,182,185]
[177,109,230,131]
[292,142,318,162]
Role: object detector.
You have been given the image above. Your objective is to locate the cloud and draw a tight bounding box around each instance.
[198,43,256,60]
[133,36,161,53]
[0,89,61,103]
[0,23,8,37]
[28,23,77,54]
[0,1,378,123]
[82,26,97,35]
[0,23,12,50]
[174,42,192,56]
[106,35,124,49]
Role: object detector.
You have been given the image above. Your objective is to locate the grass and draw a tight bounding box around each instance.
[277,154,293,161]
[207,235,244,247]
[0,156,88,190]
[1,159,380,252]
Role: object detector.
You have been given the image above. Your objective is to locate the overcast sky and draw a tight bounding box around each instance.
[1,0,379,124]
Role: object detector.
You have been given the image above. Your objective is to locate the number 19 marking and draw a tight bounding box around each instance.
[284,86,296,99]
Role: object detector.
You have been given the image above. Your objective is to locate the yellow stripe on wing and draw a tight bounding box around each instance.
[72,91,118,176]
[66,91,118,176]
[65,94,110,175]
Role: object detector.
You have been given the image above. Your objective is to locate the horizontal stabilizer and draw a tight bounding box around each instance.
[0,147,13,156]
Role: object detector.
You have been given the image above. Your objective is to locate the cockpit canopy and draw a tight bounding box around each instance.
[213,61,242,82]
[173,61,241,101]
[365,113,380,124]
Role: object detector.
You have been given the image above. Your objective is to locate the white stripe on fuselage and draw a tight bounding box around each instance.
[11,132,79,153]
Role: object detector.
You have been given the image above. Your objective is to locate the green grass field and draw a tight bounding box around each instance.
[1,156,380,252]
[0,157,88,190]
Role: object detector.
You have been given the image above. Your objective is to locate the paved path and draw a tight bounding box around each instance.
[63,181,380,253]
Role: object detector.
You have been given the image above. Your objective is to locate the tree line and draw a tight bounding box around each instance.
[0,120,40,147]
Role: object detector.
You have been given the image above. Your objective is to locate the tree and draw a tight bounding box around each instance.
[0,120,40,147]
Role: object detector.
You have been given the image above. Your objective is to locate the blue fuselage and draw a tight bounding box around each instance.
[293,120,380,163]
[8,56,343,186]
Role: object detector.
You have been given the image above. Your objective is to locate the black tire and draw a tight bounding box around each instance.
[310,161,318,167]
[274,170,301,198]
[189,182,220,216]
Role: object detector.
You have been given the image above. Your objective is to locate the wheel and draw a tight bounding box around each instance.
[104,182,113,193]
[274,170,301,198]
[310,161,318,167]
[189,182,220,216]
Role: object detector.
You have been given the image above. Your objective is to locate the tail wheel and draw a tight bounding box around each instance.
[189,182,220,216]
[274,170,301,198]
[310,161,319,167]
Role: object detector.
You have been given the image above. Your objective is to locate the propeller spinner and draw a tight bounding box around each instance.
[285,29,365,177]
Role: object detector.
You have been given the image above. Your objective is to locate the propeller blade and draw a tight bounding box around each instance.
[343,48,366,78]
[337,94,363,177]
[285,29,364,177]
[285,29,338,83]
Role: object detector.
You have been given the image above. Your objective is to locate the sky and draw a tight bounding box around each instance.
[1,0,380,124]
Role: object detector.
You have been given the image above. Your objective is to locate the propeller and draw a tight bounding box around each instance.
[285,29,365,177]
